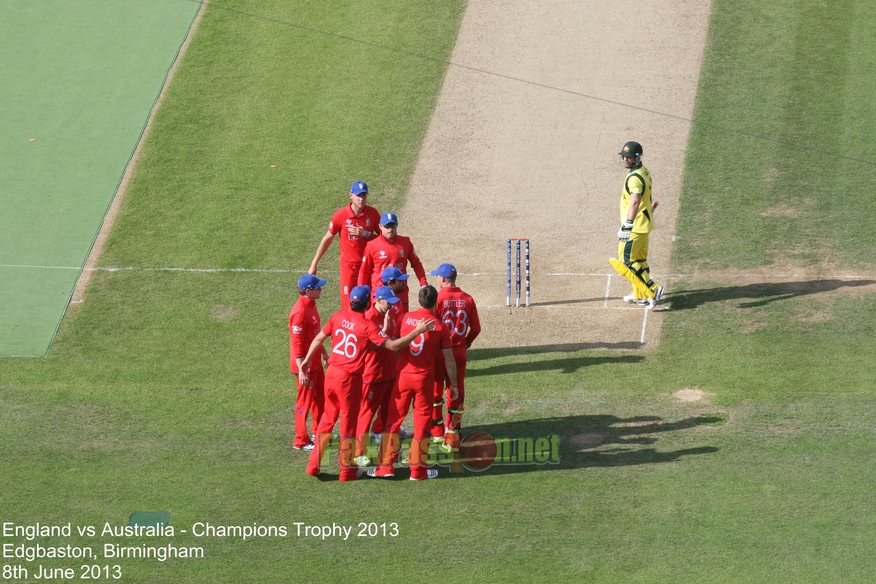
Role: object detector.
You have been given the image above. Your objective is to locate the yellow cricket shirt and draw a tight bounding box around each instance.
[619,164,654,233]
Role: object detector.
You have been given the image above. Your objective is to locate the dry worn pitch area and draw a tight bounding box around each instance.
[402,0,712,348]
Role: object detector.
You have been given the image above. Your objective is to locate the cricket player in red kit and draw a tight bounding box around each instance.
[299,286,434,481]
[367,267,413,440]
[369,286,458,481]
[288,274,329,451]
[431,263,480,449]
[308,181,380,309]
[358,212,427,310]
[355,285,404,466]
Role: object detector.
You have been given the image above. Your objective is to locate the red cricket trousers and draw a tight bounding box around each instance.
[357,378,394,457]
[294,367,325,448]
[307,366,362,481]
[369,379,396,437]
[432,347,467,437]
[376,371,433,480]
[445,346,467,431]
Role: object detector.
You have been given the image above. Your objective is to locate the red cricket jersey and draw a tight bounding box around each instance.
[397,307,451,378]
[362,305,402,383]
[328,204,381,267]
[436,286,481,349]
[289,296,322,374]
[321,309,387,375]
[357,234,428,290]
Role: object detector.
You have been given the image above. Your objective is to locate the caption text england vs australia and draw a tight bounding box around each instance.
[4,521,398,550]
[2,521,400,577]
[0,521,399,579]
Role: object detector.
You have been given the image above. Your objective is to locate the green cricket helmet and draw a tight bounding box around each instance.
[619,141,643,158]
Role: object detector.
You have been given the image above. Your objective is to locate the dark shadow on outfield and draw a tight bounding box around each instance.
[436,413,720,477]
[467,355,644,377]
[465,344,646,376]
[469,342,645,356]
[667,279,875,311]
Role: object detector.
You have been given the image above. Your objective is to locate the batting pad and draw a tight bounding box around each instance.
[609,258,655,299]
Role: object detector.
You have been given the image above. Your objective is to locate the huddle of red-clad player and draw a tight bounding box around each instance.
[289,181,481,481]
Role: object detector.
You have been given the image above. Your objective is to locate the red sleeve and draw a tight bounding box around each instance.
[321,314,334,337]
[358,244,373,286]
[289,311,308,359]
[366,207,381,241]
[365,318,387,348]
[408,244,428,286]
[389,305,404,338]
[328,208,344,235]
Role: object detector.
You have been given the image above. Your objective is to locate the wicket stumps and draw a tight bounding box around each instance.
[506,238,530,307]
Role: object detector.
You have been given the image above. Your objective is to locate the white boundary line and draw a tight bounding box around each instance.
[480,304,645,311]
[4,263,871,281]
[0,264,321,274]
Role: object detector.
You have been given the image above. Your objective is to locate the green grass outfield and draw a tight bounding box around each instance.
[2,1,876,582]
[0,0,201,357]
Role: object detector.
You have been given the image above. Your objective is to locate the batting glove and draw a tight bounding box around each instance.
[617,220,633,241]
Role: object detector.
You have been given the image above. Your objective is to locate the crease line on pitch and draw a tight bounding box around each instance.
[640,306,649,344]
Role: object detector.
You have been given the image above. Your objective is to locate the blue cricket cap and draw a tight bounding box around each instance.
[430,263,457,278]
[381,266,409,282]
[350,181,368,195]
[374,286,401,304]
[298,274,327,290]
[380,212,398,227]
[349,285,372,307]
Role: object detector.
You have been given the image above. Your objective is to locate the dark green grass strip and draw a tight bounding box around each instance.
[674,0,876,272]
[0,0,202,356]
[657,0,876,407]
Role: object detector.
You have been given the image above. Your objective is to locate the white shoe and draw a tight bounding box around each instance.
[646,286,665,309]
[293,443,314,452]
[399,428,414,439]
[410,469,439,481]
[623,293,648,306]
[353,455,372,467]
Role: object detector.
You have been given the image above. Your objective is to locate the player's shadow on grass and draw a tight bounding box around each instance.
[667,278,875,311]
[465,355,645,379]
[466,355,644,377]
[447,414,719,477]
[466,344,645,376]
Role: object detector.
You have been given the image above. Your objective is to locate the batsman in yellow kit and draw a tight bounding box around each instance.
[611,141,664,309]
